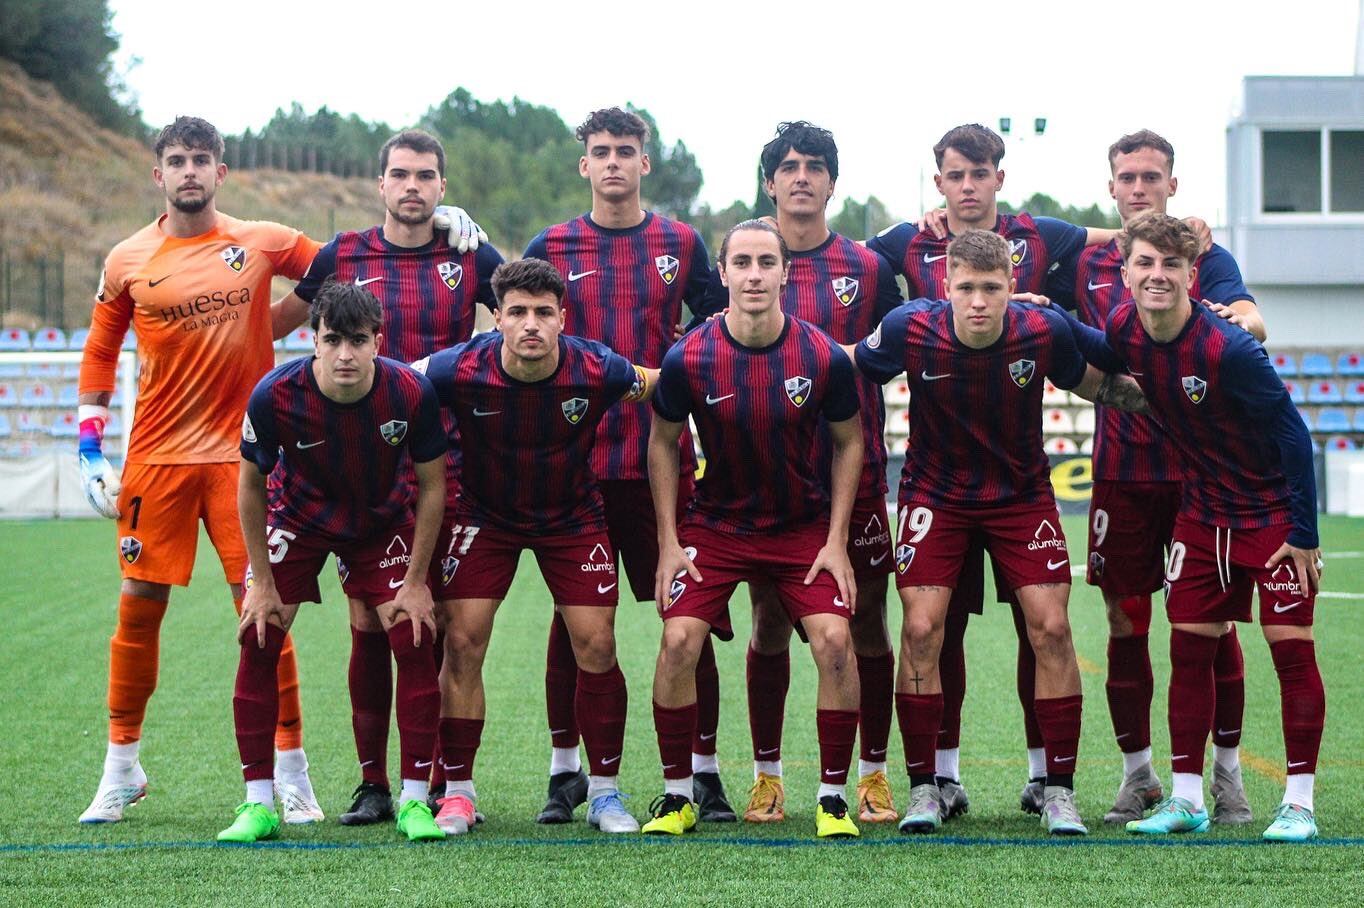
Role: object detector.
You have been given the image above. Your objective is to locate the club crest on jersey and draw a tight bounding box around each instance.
[1008,239,1028,267]
[221,246,246,273]
[654,254,679,285]
[241,413,257,444]
[336,557,350,585]
[832,276,860,306]
[784,376,812,407]
[437,261,463,291]
[668,578,687,605]
[1009,358,1036,388]
[865,323,882,349]
[561,397,589,424]
[119,536,142,564]
[379,419,408,446]
[895,544,916,574]
[441,555,460,586]
[1182,375,1208,404]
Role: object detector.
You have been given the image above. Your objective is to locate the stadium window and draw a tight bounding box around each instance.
[1262,130,1321,213]
[1329,130,1364,212]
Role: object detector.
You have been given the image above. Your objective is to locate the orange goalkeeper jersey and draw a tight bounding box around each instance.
[79,213,321,465]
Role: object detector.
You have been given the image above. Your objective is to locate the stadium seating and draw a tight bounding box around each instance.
[1353,410,1364,432]
[1300,352,1333,377]
[0,329,31,351]
[0,383,14,407]
[1345,381,1364,404]
[1074,408,1096,434]
[49,412,78,438]
[1338,351,1364,376]
[1307,380,1343,404]
[18,383,53,407]
[0,413,10,437]
[1043,436,1078,454]
[1297,408,1313,430]
[0,363,22,379]
[31,327,66,351]
[885,407,910,437]
[1042,408,1075,435]
[885,376,911,405]
[1316,408,1351,433]
[28,362,60,380]
[1269,352,1297,376]
[1042,379,1068,406]
[1079,436,1094,454]
[57,384,80,407]
[121,332,137,351]
[67,328,90,350]
[13,411,41,433]
[106,412,123,436]
[1323,435,1357,451]
[1283,380,1306,404]
[284,328,314,351]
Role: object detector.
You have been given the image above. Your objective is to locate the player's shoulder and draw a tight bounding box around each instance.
[257,354,310,391]
[1004,210,1041,231]
[216,213,319,257]
[102,220,165,282]
[1105,299,1139,333]
[562,333,618,362]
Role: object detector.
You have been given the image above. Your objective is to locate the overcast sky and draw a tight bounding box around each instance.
[110,1,1361,227]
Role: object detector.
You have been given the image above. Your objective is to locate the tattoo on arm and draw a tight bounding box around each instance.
[1095,373,1150,415]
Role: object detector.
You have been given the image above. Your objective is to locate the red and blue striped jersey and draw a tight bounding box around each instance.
[525,212,710,481]
[419,333,639,536]
[693,233,902,499]
[856,301,1089,509]
[1103,303,1316,547]
[653,316,859,534]
[241,356,445,543]
[1053,241,1253,483]
[867,212,1086,297]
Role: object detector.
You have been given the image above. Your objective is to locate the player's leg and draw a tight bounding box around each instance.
[936,536,983,821]
[339,597,394,825]
[1209,624,1252,824]
[847,496,897,823]
[1008,600,1047,813]
[745,580,793,821]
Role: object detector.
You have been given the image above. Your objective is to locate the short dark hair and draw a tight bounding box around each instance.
[575,107,650,146]
[946,229,1011,277]
[933,123,1005,169]
[491,258,565,307]
[153,116,224,162]
[310,277,384,334]
[1108,129,1175,174]
[718,219,790,268]
[1117,211,1200,264]
[760,120,839,183]
[379,129,446,177]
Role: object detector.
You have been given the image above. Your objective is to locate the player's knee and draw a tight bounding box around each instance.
[658,621,703,674]
[807,621,854,667]
[902,611,940,646]
[443,625,489,667]
[571,627,617,673]
[1027,614,1073,657]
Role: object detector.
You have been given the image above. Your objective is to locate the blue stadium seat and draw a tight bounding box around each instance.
[57,384,80,407]
[0,329,30,351]
[0,363,22,378]
[1338,351,1364,376]
[106,412,123,437]
[1353,409,1364,432]
[0,413,10,437]
[1296,408,1313,431]
[31,327,66,351]
[28,362,60,379]
[18,383,53,407]
[1300,352,1333,377]
[13,411,41,433]
[1307,381,1343,404]
[284,328,314,351]
[49,412,78,437]
[1269,352,1297,376]
[68,328,90,350]
[1345,381,1364,404]
[1324,435,1357,451]
[1283,380,1306,404]
[1316,408,1351,433]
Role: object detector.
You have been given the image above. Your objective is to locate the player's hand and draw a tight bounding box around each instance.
[672,321,685,342]
[79,451,122,519]
[805,544,857,615]
[918,208,949,239]
[392,579,438,646]
[433,205,488,253]
[1205,302,1250,330]
[654,542,701,616]
[1265,543,1323,597]
[1010,292,1052,307]
[238,578,285,647]
[1182,217,1213,254]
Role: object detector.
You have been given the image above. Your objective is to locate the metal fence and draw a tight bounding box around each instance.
[222,138,372,177]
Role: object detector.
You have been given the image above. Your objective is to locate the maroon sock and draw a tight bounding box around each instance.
[856,652,894,762]
[693,636,720,756]
[895,692,943,781]
[438,716,483,783]
[1269,638,1325,775]
[1212,626,1246,749]
[1011,602,1043,749]
[654,701,697,781]
[817,709,859,786]
[348,628,392,787]
[428,629,446,791]
[386,624,439,784]
[1168,629,1219,777]
[1035,694,1083,783]
[937,605,967,751]
[747,646,789,761]
[233,623,286,782]
[1106,634,1152,754]
[577,664,628,776]
[546,612,580,749]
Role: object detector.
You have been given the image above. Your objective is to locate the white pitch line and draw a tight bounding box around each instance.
[1318,591,1364,600]
[1325,551,1363,559]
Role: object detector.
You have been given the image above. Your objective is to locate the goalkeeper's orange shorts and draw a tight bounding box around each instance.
[113,461,246,587]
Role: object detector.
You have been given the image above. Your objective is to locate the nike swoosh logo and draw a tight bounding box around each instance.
[823,770,841,777]
[148,275,171,287]
[1054,755,1075,763]
[833,597,846,608]
[549,729,568,736]
[1217,728,1241,736]
[1273,601,1302,613]
[698,733,716,742]
[473,408,502,416]
[388,579,404,589]
[1172,754,1188,761]
[296,440,325,449]
[449,764,465,771]
[1047,559,1069,570]
[601,755,621,765]
[1087,281,1113,291]
[870,748,886,757]
[908,761,926,768]
[415,760,432,769]
[568,270,596,282]
[597,583,617,594]
[923,253,948,263]
[1115,733,1130,741]
[1288,760,1308,768]
[662,764,676,771]
[758,747,780,756]
[355,276,384,287]
[705,393,735,405]
[921,371,952,381]
[869,553,888,566]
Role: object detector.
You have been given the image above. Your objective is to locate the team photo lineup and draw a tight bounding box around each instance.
[72,107,1327,846]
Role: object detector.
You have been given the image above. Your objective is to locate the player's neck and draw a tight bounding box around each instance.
[1136,297,1193,343]
[312,360,375,404]
[161,204,218,239]
[500,343,560,383]
[952,314,1004,350]
[590,196,646,230]
[383,216,436,248]
[777,213,830,253]
[724,307,785,349]
[945,204,997,237]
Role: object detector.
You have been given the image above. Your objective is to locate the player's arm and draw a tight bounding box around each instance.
[621,364,660,404]
[271,291,311,340]
[1072,367,1149,414]
[237,458,285,647]
[1195,245,1265,341]
[648,413,700,612]
[1207,299,1266,342]
[806,414,861,610]
[849,303,919,385]
[77,278,135,518]
[1051,310,1150,414]
[392,455,444,646]
[271,237,335,339]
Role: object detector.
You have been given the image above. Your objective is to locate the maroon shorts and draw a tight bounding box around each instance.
[847,495,893,578]
[1164,517,1315,626]
[245,519,416,609]
[441,521,619,606]
[601,475,694,602]
[893,500,1072,593]
[663,522,851,640]
[1086,480,1181,596]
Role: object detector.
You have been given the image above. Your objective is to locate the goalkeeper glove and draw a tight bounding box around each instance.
[433,205,488,253]
[78,404,121,519]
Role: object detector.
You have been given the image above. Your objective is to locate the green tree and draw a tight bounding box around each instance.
[829,195,896,240]
[627,105,703,219]
[998,192,1119,228]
